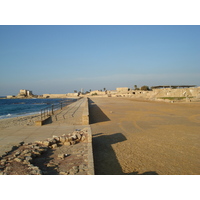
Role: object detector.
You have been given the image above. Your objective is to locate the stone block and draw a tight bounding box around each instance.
[64,142,71,146]
[51,144,57,149]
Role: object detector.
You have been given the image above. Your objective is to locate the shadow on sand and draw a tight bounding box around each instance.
[92,132,158,175]
[89,98,158,175]
[88,98,110,124]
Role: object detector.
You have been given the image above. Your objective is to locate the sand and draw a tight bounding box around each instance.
[0,114,41,130]
[89,97,200,175]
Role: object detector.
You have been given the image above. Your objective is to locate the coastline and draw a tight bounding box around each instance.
[0,97,79,129]
[0,113,41,130]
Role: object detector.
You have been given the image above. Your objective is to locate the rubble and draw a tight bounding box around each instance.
[0,129,88,175]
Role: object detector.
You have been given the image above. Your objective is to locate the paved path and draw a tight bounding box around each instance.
[0,98,88,157]
[89,97,200,175]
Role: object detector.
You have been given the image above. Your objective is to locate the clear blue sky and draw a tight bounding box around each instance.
[0,25,200,95]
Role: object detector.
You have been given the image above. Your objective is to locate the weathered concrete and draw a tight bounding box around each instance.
[82,98,89,125]
[35,116,51,126]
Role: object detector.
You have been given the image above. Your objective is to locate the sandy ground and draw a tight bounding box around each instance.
[89,97,200,175]
[0,114,41,130]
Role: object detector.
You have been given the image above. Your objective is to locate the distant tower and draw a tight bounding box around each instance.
[81,88,84,94]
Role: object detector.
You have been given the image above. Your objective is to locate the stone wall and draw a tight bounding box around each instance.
[43,94,67,98]
[152,87,200,98]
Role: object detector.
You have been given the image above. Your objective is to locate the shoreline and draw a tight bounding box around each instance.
[0,113,41,130]
[0,98,79,129]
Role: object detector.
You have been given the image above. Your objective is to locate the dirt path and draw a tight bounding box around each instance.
[89,97,200,175]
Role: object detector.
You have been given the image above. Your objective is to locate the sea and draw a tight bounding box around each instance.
[0,98,77,119]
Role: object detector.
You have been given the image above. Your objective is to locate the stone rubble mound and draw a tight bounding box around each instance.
[0,129,88,175]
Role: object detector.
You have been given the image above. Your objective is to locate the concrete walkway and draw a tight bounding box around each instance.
[0,98,88,157]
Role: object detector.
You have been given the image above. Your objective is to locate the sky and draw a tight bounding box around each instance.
[0,25,200,96]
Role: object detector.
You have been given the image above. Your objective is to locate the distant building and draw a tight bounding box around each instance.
[116,87,131,93]
[17,89,33,97]
[7,95,15,98]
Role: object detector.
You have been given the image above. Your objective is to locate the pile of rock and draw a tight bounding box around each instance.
[0,129,88,175]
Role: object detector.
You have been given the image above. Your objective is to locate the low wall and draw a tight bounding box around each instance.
[35,116,51,126]
[43,94,67,98]
[82,97,89,125]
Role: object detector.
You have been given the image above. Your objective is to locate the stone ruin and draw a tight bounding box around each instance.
[0,129,88,175]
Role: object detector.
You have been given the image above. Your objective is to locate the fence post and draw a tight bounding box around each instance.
[52,105,54,115]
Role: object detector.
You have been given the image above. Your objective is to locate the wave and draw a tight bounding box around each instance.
[0,111,41,120]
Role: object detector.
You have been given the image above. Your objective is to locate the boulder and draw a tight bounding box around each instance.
[64,142,71,146]
[51,144,57,149]
[59,137,66,143]
[43,141,50,147]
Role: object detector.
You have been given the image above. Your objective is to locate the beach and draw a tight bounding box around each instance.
[0,113,41,130]
[0,98,77,129]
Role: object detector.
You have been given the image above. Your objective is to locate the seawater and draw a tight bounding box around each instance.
[0,98,76,119]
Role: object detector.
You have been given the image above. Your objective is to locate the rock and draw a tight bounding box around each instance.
[23,160,30,165]
[64,142,71,146]
[54,137,60,142]
[47,163,56,167]
[25,156,32,161]
[38,148,46,153]
[7,157,13,161]
[72,131,78,136]
[24,153,32,157]
[76,133,81,140]
[14,158,22,162]
[35,141,43,145]
[0,159,7,163]
[72,135,77,140]
[43,141,50,147]
[21,149,30,155]
[49,139,56,145]
[31,167,42,175]
[58,154,64,159]
[59,137,66,143]
[59,171,68,175]
[70,141,76,145]
[31,150,41,157]
[51,144,57,149]
[15,151,21,156]
[81,135,86,141]
[0,161,6,165]
[69,166,79,174]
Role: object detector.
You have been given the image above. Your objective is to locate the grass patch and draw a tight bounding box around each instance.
[158,97,186,100]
